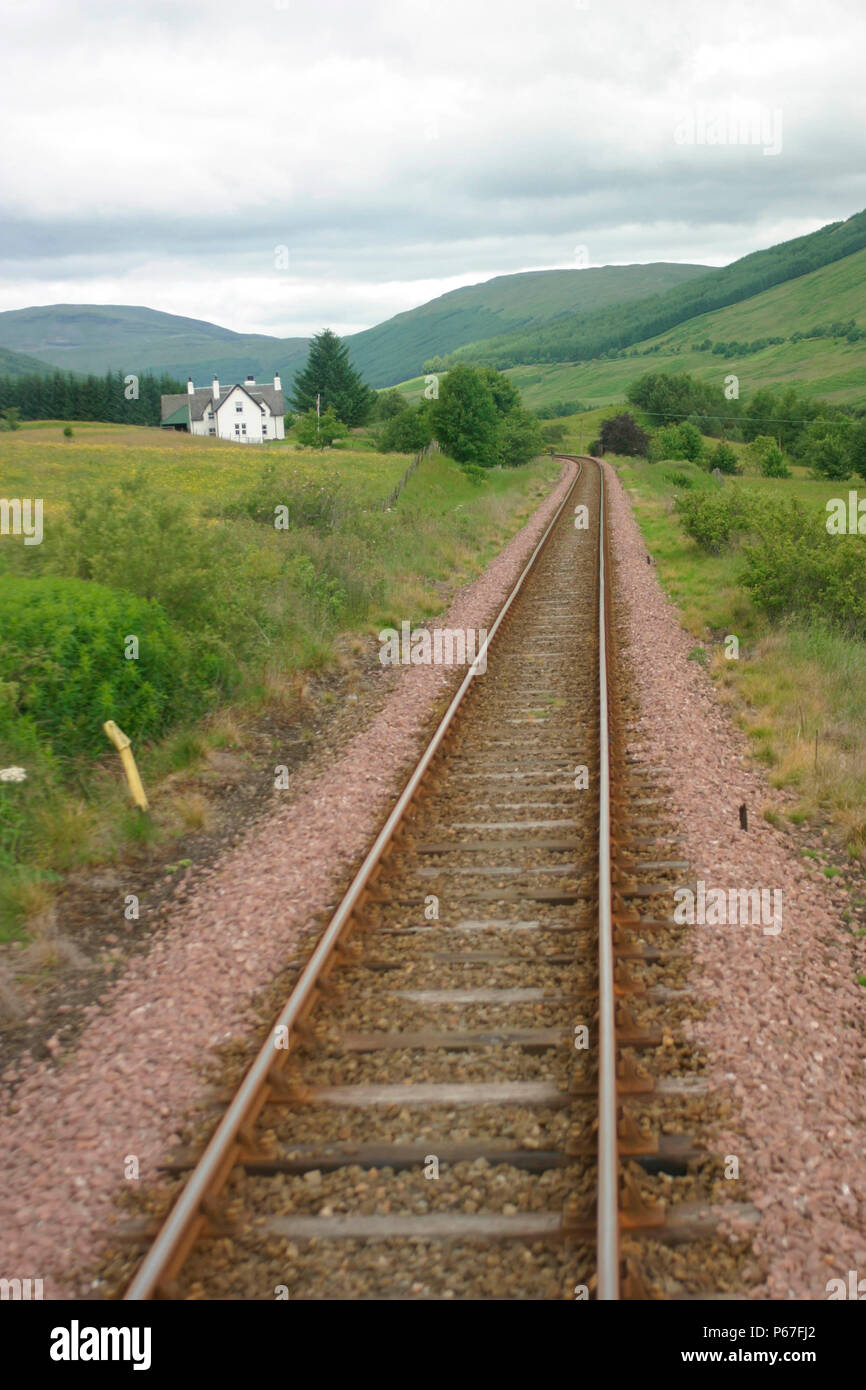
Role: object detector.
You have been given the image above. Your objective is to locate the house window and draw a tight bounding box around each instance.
[234,424,240,435]
[241,424,247,434]
[235,401,243,413]
[209,427,216,435]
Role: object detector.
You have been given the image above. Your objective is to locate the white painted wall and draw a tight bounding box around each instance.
[216,385,264,443]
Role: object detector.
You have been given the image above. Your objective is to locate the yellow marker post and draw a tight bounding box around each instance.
[103,720,149,812]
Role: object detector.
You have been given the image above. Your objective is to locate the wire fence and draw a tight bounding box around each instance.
[380,440,439,511]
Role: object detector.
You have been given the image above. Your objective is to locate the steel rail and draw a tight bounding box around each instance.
[594,459,620,1300]
[125,456,585,1300]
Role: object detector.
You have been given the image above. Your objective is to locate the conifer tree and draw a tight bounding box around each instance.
[290,329,373,426]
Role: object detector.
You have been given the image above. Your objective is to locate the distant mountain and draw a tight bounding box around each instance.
[343,263,708,385]
[0,304,309,385]
[448,208,866,370]
[0,264,708,392]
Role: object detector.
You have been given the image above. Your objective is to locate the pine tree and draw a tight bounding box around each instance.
[290,329,373,426]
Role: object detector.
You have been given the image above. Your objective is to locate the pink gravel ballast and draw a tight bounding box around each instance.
[604,460,866,1300]
[0,460,578,1298]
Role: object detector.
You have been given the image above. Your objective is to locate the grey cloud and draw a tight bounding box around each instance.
[1,0,865,332]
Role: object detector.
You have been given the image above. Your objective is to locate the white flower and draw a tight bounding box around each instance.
[0,766,27,783]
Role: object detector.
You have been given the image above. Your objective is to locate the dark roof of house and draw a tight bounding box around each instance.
[160,382,284,423]
[161,402,190,427]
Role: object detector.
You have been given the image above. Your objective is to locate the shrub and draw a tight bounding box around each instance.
[461,462,487,485]
[63,425,74,439]
[662,469,694,488]
[651,421,708,464]
[52,475,242,655]
[677,422,706,463]
[0,576,206,760]
[675,487,756,553]
[294,405,349,448]
[374,389,409,421]
[809,433,851,480]
[759,447,790,478]
[596,412,650,457]
[746,435,788,477]
[798,418,854,479]
[740,499,866,636]
[379,403,433,453]
[710,442,740,475]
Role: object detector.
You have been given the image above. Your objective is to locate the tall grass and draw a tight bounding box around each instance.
[0,439,559,937]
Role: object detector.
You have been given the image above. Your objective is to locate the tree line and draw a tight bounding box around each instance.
[0,369,186,427]
[592,370,866,482]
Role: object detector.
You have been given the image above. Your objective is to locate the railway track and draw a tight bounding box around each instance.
[123,456,745,1301]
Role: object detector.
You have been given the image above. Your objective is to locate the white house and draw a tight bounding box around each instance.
[160,374,285,443]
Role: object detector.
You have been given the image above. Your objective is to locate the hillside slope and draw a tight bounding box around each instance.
[0,344,63,378]
[500,244,866,408]
[450,208,866,371]
[344,262,707,385]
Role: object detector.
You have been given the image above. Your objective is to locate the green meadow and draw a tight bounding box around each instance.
[0,423,560,939]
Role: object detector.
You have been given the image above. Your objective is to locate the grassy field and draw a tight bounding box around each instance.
[605,448,866,862]
[0,423,561,939]
[0,422,409,514]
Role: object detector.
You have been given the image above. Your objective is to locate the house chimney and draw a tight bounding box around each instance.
[245,374,256,388]
[212,376,220,401]
[273,372,282,392]
[187,377,194,395]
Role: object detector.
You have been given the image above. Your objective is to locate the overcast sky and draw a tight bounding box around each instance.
[2,0,865,337]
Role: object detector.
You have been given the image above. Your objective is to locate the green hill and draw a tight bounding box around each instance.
[344,263,707,386]
[0,304,309,385]
[0,343,62,378]
[449,208,866,372]
[496,243,866,410]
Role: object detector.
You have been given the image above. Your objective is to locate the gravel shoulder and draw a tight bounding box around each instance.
[0,459,577,1300]
[605,460,866,1301]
